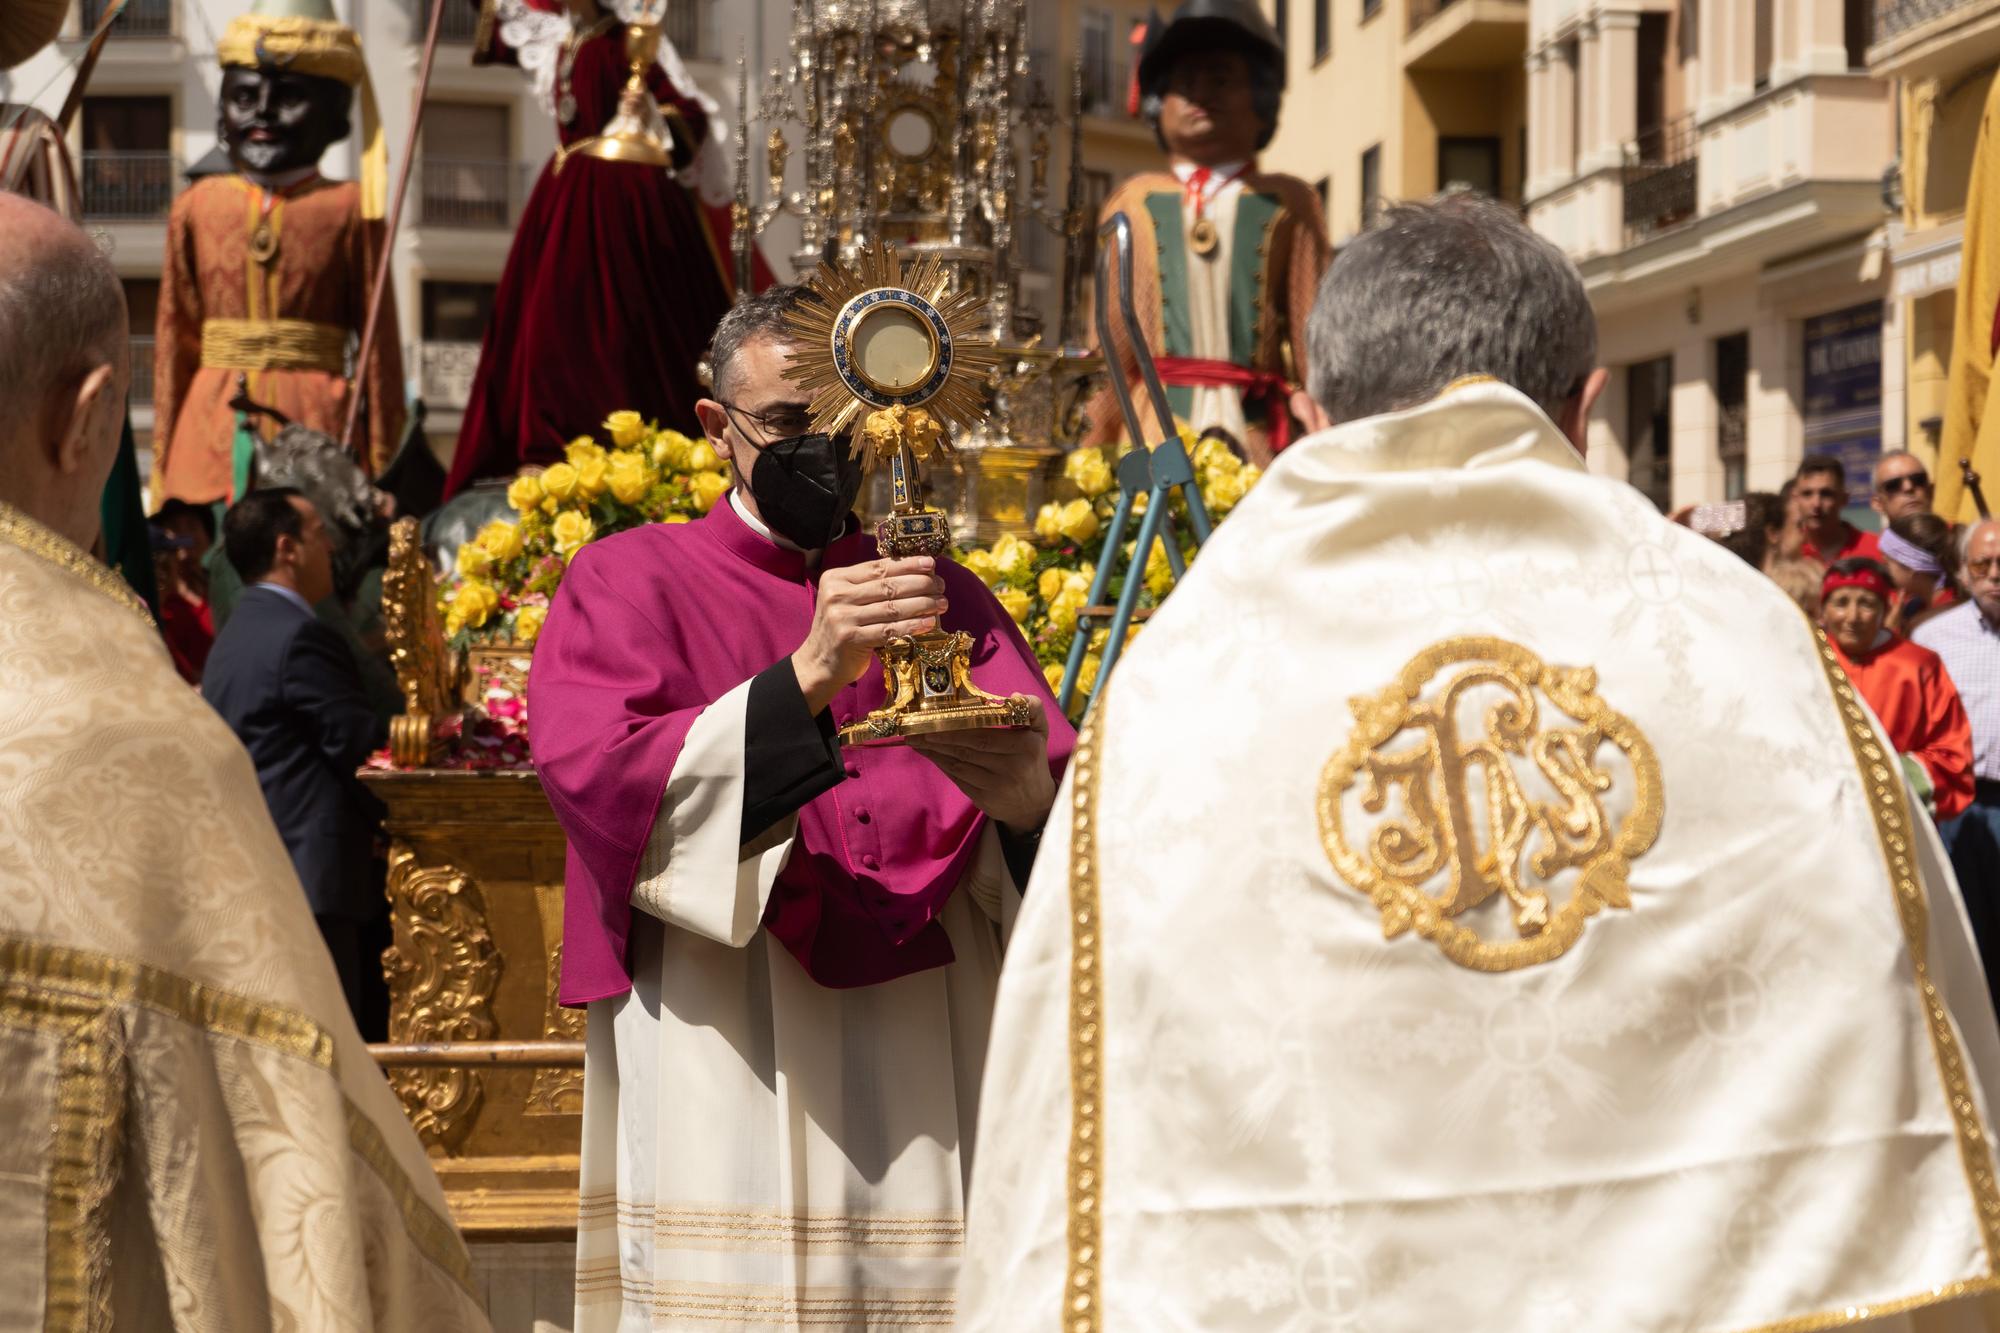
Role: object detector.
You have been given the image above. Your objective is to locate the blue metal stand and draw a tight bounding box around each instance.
[1056,212,1216,716]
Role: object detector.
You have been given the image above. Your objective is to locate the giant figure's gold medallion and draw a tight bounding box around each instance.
[1317,637,1664,972]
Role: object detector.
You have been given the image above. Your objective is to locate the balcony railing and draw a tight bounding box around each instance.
[1875,0,1974,44]
[80,151,178,219]
[420,341,483,409]
[129,335,155,405]
[438,0,481,42]
[416,157,529,229]
[1622,113,1698,243]
[82,0,174,37]
[662,0,709,60]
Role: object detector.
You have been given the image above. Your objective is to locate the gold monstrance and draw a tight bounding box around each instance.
[784,240,1037,746]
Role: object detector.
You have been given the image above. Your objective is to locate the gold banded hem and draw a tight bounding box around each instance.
[1804,620,2000,1268]
[1065,706,1106,1333]
[0,499,151,627]
[200,317,348,374]
[0,932,476,1301]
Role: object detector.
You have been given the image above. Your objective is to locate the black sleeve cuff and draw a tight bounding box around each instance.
[741,658,845,844]
[995,820,1045,895]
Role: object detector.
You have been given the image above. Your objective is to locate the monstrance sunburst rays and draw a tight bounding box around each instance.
[780,237,1000,449]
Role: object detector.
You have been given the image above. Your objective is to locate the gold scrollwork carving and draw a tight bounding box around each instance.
[527,882,584,1116]
[383,845,503,1149]
[1318,636,1664,972]
[382,517,463,767]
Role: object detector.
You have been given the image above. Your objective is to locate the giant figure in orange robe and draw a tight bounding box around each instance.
[152,0,403,505]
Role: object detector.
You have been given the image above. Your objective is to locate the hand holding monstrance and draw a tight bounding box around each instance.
[783,240,1038,745]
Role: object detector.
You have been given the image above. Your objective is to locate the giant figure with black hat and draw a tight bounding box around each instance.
[152,0,405,505]
[1082,0,1330,467]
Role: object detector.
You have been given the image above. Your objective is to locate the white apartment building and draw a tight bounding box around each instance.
[1526,0,1891,512]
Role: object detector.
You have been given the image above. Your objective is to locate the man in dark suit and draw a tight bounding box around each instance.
[203,487,390,1037]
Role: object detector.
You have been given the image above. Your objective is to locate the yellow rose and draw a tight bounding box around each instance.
[1057,497,1100,545]
[995,586,1031,624]
[1064,446,1113,499]
[551,509,595,557]
[575,454,610,498]
[685,439,721,472]
[566,437,608,468]
[652,431,692,472]
[1033,503,1063,544]
[963,549,999,586]
[452,580,498,630]
[1062,569,1093,604]
[1170,419,1200,456]
[1145,539,1174,597]
[454,541,491,578]
[1043,662,1065,693]
[1193,435,1239,473]
[513,604,547,646]
[506,472,544,514]
[1037,566,1067,601]
[602,410,646,449]
[990,533,1035,582]
[665,513,691,524]
[1204,467,1247,514]
[476,520,524,563]
[1048,587,1084,632]
[540,462,580,504]
[1075,651,1102,696]
[689,470,730,513]
[608,451,655,505]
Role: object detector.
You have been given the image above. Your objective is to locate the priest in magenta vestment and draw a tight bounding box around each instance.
[528,287,1073,1331]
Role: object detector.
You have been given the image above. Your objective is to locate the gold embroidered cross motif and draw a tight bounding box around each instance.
[1317,637,1664,972]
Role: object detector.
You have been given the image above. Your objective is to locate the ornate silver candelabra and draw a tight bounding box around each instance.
[730,0,1102,542]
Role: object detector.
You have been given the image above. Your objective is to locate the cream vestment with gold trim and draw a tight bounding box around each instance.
[958,382,2000,1332]
[0,501,486,1331]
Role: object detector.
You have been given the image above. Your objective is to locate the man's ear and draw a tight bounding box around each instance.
[694,398,733,461]
[51,362,118,477]
[1289,387,1331,438]
[1556,367,1608,457]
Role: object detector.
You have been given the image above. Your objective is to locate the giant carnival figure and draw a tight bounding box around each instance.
[1086,0,1330,467]
[153,0,404,505]
[440,0,749,498]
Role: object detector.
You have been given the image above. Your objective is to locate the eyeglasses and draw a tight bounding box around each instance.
[718,399,814,444]
[1968,557,2000,580]
[1879,471,1931,496]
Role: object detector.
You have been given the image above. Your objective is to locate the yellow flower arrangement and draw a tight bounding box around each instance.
[441,413,728,647]
[957,425,1262,716]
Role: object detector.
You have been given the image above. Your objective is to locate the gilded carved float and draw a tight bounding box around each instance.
[361,519,581,1236]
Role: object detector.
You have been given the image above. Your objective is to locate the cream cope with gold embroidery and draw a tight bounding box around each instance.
[0,503,484,1329]
[958,379,2000,1333]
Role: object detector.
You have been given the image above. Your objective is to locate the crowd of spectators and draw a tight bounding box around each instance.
[1688,452,1999,906]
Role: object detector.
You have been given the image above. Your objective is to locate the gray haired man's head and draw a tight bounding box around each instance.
[705,284,820,402]
[1304,194,1597,429]
[0,193,129,546]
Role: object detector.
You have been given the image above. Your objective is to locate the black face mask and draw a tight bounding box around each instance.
[735,430,864,550]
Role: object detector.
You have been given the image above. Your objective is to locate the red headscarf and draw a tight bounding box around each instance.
[1822,562,1892,604]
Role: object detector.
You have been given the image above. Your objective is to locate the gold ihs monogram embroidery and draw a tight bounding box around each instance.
[1317,637,1664,972]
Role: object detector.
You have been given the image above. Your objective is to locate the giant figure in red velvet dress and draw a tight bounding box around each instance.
[443,0,734,498]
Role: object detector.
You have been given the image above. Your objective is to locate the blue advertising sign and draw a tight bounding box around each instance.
[1801,302,1884,513]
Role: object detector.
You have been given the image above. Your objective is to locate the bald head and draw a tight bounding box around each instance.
[1960,519,2000,625]
[0,194,128,545]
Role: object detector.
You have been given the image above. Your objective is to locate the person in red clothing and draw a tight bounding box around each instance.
[150,497,216,684]
[1821,556,1974,819]
[1795,454,1881,566]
